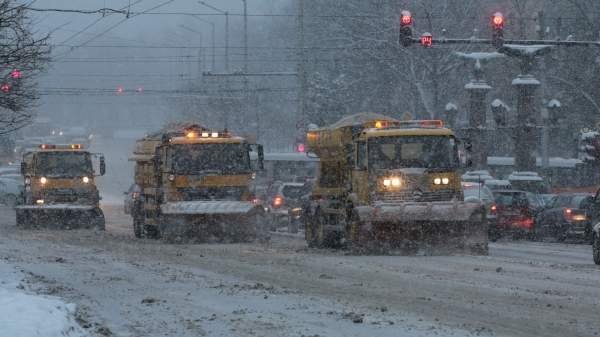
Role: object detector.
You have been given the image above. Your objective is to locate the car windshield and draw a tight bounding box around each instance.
[33,151,93,177]
[169,143,251,175]
[369,136,458,169]
[281,185,308,199]
[494,192,529,208]
[554,195,590,208]
[463,185,493,201]
[509,180,549,194]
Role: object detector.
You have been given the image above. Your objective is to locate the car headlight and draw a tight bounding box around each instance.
[40,177,47,185]
[168,174,176,182]
[442,177,450,185]
[383,179,392,187]
[82,176,90,184]
[433,178,442,185]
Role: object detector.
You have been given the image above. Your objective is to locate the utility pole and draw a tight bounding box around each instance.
[297,0,306,131]
[537,11,550,168]
[242,0,254,137]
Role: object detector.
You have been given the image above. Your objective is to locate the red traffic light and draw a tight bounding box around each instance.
[400,10,412,26]
[296,143,306,153]
[10,69,21,79]
[492,12,504,27]
[1,83,10,93]
[420,33,433,47]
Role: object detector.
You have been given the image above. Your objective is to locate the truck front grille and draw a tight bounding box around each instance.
[377,190,458,203]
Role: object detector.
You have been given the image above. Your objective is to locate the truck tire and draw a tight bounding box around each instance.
[593,233,600,265]
[307,209,324,248]
[133,215,144,238]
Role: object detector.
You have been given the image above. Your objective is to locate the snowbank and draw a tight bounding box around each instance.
[0,264,88,337]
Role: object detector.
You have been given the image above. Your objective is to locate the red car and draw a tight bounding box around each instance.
[491,190,536,240]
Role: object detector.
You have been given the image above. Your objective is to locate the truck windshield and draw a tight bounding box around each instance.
[34,152,93,177]
[368,136,458,169]
[170,143,251,174]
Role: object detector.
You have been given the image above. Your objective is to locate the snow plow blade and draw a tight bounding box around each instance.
[158,201,268,243]
[15,205,105,230]
[354,202,488,255]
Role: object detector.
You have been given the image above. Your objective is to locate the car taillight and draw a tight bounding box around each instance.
[273,195,284,208]
[564,208,573,220]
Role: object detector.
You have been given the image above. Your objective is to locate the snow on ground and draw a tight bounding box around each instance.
[0,263,88,337]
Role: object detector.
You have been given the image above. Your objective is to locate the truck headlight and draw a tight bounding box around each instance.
[383,177,402,187]
[433,177,450,185]
[82,176,90,184]
[40,177,47,185]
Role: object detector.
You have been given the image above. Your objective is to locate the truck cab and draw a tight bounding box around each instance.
[130,124,266,241]
[16,143,106,229]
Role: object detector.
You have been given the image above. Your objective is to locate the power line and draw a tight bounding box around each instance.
[55,0,175,60]
[25,7,596,21]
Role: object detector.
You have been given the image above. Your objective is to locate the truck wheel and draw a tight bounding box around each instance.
[307,210,324,248]
[3,194,17,208]
[133,215,144,238]
[94,209,106,231]
[593,233,600,265]
[288,217,299,234]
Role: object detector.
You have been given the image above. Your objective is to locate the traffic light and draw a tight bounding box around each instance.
[420,32,433,48]
[296,143,306,153]
[399,10,413,47]
[578,130,600,163]
[10,69,21,79]
[491,12,505,48]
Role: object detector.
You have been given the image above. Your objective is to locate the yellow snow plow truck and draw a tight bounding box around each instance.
[16,144,106,229]
[129,123,267,242]
[305,113,488,255]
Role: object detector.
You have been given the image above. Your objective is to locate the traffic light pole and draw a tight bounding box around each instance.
[399,9,600,173]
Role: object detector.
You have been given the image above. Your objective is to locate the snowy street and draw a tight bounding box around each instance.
[1,205,599,337]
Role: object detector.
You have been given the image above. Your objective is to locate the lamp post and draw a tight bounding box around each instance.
[499,44,554,171]
[454,51,504,169]
[197,1,229,71]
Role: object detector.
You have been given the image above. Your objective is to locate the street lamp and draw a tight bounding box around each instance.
[197,1,229,71]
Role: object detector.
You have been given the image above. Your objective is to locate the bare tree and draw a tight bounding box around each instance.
[0,0,50,134]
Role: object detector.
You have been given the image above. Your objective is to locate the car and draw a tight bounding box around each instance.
[483,179,512,191]
[0,177,22,207]
[507,171,551,194]
[267,182,312,233]
[535,193,593,242]
[123,184,142,215]
[579,189,600,264]
[539,194,557,207]
[491,190,536,240]
[462,182,497,235]
[462,170,494,183]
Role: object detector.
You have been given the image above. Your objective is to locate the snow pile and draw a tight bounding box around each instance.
[0,265,88,337]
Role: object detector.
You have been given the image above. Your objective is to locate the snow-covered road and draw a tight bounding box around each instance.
[0,205,599,337]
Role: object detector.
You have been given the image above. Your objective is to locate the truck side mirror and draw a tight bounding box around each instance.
[20,162,26,175]
[258,145,265,171]
[99,156,106,176]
